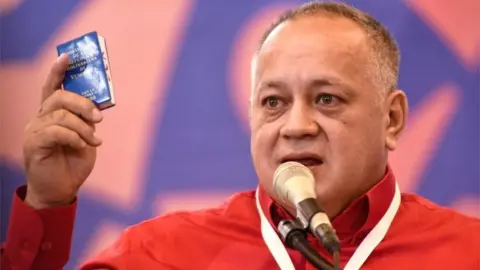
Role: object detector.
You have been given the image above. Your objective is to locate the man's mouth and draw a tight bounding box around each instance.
[280,157,324,167]
[295,158,323,167]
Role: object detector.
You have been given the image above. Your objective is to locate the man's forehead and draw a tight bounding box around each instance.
[250,16,377,100]
[259,15,368,59]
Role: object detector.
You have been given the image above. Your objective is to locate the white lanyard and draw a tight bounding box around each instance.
[255,182,401,270]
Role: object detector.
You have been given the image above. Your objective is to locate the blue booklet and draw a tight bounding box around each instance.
[56,31,115,110]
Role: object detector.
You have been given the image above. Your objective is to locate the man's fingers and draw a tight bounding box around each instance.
[39,90,103,124]
[36,109,102,147]
[34,125,88,150]
[41,53,70,102]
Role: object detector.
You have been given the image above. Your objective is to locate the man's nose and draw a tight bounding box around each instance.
[280,103,320,139]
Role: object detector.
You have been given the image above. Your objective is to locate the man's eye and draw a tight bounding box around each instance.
[262,96,282,108]
[316,94,338,105]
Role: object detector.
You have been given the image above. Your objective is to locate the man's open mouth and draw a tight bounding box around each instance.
[280,154,324,167]
[293,158,323,167]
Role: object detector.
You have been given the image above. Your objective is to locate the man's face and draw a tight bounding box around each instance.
[250,16,404,217]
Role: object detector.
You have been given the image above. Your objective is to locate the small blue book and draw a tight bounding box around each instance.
[56,31,115,110]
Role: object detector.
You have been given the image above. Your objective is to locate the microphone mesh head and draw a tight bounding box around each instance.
[273,162,315,204]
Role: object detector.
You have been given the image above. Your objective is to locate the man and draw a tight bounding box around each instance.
[2,1,479,269]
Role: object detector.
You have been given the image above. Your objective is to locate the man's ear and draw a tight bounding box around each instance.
[385,90,408,151]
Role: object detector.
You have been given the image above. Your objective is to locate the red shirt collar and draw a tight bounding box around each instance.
[258,165,396,243]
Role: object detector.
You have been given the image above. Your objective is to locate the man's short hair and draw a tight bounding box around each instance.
[256,1,400,93]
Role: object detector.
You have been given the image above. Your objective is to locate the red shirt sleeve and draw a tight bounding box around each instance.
[1,185,77,270]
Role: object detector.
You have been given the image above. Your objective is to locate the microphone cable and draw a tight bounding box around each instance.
[278,220,340,270]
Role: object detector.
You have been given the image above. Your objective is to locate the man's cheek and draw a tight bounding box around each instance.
[327,135,360,162]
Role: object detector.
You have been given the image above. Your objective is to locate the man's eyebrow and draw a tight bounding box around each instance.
[308,76,344,87]
[258,77,350,89]
[308,76,356,95]
[254,76,356,98]
[257,80,289,92]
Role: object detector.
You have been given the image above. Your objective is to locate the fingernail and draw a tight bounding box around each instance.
[91,108,103,121]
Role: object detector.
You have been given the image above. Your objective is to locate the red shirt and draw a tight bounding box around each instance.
[2,169,480,269]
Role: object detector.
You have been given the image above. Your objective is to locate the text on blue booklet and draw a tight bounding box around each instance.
[56,31,115,110]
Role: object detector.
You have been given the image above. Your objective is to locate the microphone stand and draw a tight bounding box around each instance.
[278,219,340,270]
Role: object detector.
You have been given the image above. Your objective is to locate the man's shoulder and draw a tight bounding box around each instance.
[399,193,480,233]
[125,190,259,243]
[394,193,480,263]
[83,191,262,267]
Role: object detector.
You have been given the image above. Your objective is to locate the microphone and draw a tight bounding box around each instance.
[278,219,336,270]
[273,161,341,255]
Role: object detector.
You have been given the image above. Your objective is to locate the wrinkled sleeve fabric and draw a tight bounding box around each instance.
[80,228,183,270]
[1,185,77,270]
[80,214,190,270]
[79,228,175,270]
